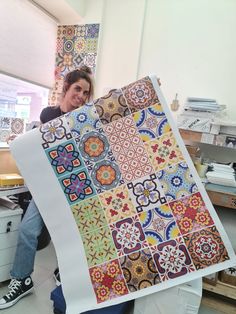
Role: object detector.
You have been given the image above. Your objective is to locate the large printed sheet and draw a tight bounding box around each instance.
[11,76,236,314]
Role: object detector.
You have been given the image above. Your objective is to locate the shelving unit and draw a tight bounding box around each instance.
[179,127,236,300]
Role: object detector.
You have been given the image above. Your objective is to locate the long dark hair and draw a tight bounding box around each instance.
[62,66,94,101]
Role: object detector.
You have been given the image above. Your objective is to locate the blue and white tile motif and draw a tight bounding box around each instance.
[156,162,198,202]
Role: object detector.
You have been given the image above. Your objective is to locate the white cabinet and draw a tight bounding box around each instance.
[0,206,23,282]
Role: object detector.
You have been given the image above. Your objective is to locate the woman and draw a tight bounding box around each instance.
[0,66,94,309]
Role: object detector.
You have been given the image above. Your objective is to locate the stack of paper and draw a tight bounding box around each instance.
[185,98,225,112]
[206,163,236,187]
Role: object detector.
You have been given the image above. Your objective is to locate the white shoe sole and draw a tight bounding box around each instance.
[0,287,34,309]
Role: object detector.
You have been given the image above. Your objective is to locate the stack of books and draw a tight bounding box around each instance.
[206,163,236,187]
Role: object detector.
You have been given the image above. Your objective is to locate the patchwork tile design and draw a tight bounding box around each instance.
[99,185,137,224]
[127,173,167,213]
[82,226,117,267]
[139,204,181,246]
[0,129,10,142]
[169,192,214,235]
[49,24,100,106]
[71,196,107,234]
[156,162,198,202]
[59,168,96,204]
[65,103,101,142]
[46,139,85,177]
[11,118,24,134]
[40,116,72,149]
[120,248,160,292]
[110,215,148,256]
[89,259,128,303]
[94,89,130,125]
[183,226,229,270]
[122,76,160,113]
[145,131,184,171]
[103,116,154,182]
[151,237,196,281]
[0,117,10,129]
[133,103,171,142]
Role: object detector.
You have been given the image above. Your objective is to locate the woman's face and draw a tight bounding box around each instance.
[65,78,90,111]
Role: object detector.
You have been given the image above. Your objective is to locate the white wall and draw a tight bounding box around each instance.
[82,0,236,120]
[0,0,57,88]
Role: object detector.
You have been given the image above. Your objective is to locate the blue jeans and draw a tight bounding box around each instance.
[10,199,44,279]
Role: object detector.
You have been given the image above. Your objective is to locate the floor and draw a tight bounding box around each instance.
[0,241,234,314]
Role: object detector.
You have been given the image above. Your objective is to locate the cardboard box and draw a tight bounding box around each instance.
[220,267,236,286]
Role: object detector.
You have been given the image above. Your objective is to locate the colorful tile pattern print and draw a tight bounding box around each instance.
[0,117,25,143]
[11,118,24,134]
[49,24,100,106]
[46,140,85,176]
[71,196,107,234]
[40,116,72,149]
[89,260,128,303]
[0,129,10,142]
[82,226,117,267]
[94,89,130,124]
[122,77,160,113]
[169,192,214,235]
[145,131,184,171]
[139,205,181,246]
[99,185,137,224]
[120,248,160,292]
[103,116,154,182]
[65,103,101,142]
[110,215,148,256]
[59,168,96,204]
[151,237,196,281]
[157,162,198,202]
[133,103,171,142]
[183,226,229,270]
[127,173,166,213]
[34,74,236,309]
[0,117,10,129]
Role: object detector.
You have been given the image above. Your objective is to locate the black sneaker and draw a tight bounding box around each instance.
[0,276,34,309]
[53,268,61,286]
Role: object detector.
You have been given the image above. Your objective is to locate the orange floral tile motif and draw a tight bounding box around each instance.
[144,131,184,171]
[89,259,128,303]
[169,192,214,235]
[183,226,230,270]
[99,185,136,224]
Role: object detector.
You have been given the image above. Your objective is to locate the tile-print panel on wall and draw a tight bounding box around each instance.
[10,75,236,314]
[49,24,100,107]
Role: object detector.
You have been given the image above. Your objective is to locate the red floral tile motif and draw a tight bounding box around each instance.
[169,192,214,235]
[151,237,195,281]
[99,185,136,224]
[94,89,130,124]
[120,248,160,292]
[103,116,154,182]
[89,259,128,303]
[121,76,160,113]
[183,226,229,270]
[144,131,184,171]
[127,173,166,213]
[110,215,148,256]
